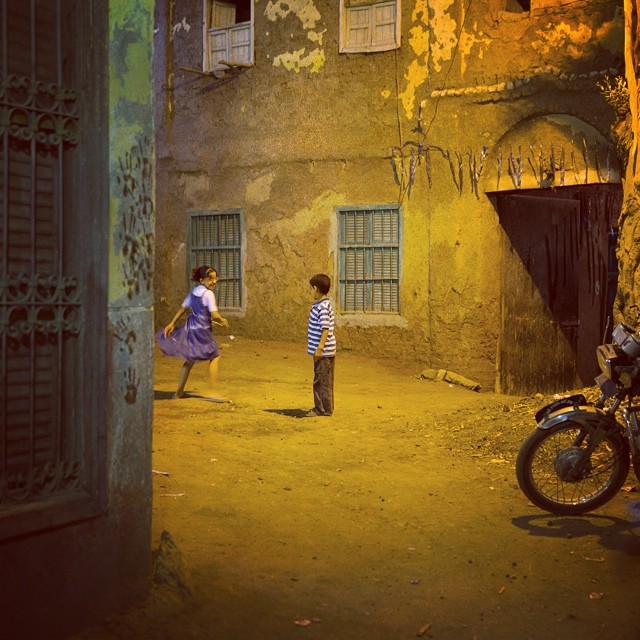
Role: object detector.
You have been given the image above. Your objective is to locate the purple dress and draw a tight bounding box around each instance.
[156,286,220,362]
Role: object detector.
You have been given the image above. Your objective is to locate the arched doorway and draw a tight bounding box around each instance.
[486,115,622,394]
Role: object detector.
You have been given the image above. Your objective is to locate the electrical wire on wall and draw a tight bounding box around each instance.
[390,0,474,350]
[391,0,476,205]
[422,0,473,139]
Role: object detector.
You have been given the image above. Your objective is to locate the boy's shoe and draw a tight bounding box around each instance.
[306,408,332,417]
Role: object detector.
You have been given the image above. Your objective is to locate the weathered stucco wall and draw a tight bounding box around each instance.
[105,0,156,623]
[154,0,622,390]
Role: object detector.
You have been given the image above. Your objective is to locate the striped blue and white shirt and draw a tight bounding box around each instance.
[307,297,336,357]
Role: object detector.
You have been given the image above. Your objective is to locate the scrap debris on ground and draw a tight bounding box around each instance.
[419,385,605,461]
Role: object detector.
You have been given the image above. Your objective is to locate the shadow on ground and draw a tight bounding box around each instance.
[512,513,640,555]
[263,408,310,418]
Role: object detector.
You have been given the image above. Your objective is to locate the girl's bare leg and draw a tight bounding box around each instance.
[174,361,194,398]
[204,356,220,396]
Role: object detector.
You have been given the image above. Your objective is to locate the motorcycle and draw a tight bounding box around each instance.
[516,322,640,515]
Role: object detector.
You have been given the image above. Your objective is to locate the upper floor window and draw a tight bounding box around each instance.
[339,0,400,53]
[337,205,401,313]
[188,210,244,310]
[204,0,254,71]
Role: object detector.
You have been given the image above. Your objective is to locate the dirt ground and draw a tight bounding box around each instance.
[71,336,640,640]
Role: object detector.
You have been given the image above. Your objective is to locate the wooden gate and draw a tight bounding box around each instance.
[493,185,621,395]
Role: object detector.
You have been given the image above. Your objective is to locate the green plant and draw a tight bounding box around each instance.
[597,75,630,117]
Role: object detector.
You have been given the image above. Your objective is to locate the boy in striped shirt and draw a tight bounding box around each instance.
[307,273,336,416]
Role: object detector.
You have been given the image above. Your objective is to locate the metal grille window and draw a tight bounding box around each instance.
[338,206,400,313]
[188,210,243,309]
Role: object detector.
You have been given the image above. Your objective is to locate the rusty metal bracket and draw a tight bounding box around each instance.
[180,61,252,81]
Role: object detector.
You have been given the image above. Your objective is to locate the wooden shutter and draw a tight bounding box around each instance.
[343,0,398,52]
[372,2,395,46]
[346,6,371,47]
[208,29,229,68]
[229,24,251,65]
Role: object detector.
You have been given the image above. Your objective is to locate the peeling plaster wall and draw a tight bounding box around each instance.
[107,0,155,602]
[154,0,622,390]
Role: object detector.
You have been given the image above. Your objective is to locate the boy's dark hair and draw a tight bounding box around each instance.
[310,273,331,295]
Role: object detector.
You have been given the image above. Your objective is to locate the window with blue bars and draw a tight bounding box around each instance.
[338,205,400,313]
[188,210,243,309]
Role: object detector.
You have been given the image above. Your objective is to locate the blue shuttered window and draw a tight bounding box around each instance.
[338,206,400,313]
[188,210,243,309]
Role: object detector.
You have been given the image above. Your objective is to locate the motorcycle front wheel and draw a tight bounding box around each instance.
[516,421,630,515]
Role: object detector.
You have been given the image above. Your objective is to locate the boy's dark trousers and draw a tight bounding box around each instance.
[313,357,335,416]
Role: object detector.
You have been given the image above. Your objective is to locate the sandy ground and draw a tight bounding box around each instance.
[71,336,640,640]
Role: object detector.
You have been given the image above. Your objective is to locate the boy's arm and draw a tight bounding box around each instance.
[314,328,329,360]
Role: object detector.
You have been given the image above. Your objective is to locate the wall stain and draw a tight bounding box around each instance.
[265,0,326,71]
[264,0,321,29]
[115,136,154,300]
[113,316,139,404]
[458,23,491,75]
[273,47,326,73]
[114,317,137,355]
[429,0,457,73]
[123,368,139,405]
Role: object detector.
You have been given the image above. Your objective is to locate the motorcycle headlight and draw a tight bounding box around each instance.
[612,323,640,357]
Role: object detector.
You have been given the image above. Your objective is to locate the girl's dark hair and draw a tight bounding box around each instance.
[309,273,331,295]
[192,265,215,282]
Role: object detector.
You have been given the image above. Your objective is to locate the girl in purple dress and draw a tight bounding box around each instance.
[157,265,229,400]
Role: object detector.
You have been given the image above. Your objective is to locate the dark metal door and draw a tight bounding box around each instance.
[495,185,621,395]
[0,0,106,539]
[499,194,580,394]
